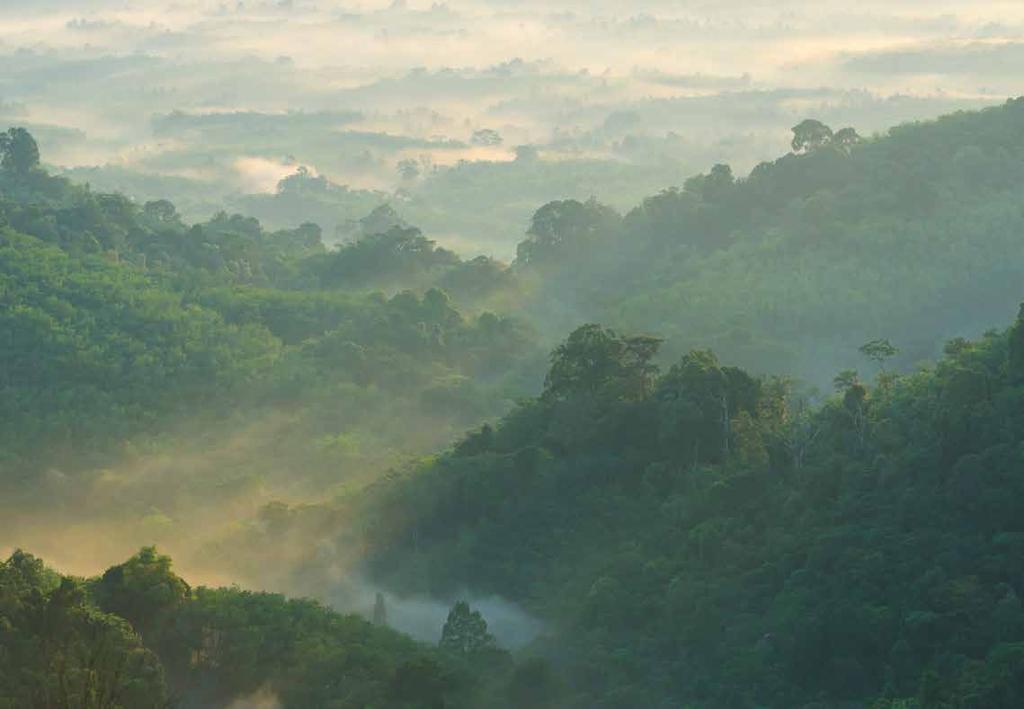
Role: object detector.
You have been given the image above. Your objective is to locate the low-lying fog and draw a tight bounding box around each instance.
[2,1,1021,255]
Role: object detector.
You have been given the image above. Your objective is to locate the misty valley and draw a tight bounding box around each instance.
[5,3,1024,707]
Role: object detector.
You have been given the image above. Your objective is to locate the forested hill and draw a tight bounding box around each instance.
[355,313,1024,708]
[10,317,1024,708]
[0,126,546,603]
[0,547,538,708]
[512,98,1024,382]
[0,129,539,490]
[5,99,1024,709]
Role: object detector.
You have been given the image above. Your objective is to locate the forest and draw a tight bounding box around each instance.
[4,97,1024,707]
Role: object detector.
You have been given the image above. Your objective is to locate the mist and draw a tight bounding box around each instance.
[3,1,1021,255]
[5,2,1024,707]
[328,575,544,649]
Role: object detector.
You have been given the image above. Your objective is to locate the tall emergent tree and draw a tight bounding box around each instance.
[544,323,662,402]
[439,601,497,656]
[791,119,834,153]
[0,127,40,174]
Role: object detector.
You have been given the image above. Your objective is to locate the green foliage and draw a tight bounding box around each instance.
[516,98,1024,383]
[357,312,1024,707]
[157,584,454,708]
[860,338,900,368]
[2,548,488,709]
[0,140,541,484]
[0,551,169,708]
[93,547,190,636]
[0,127,40,174]
[791,118,834,153]
[515,198,621,270]
[439,601,498,657]
[9,101,1024,708]
[544,324,662,402]
[0,227,281,472]
[309,225,459,289]
[1006,304,1024,382]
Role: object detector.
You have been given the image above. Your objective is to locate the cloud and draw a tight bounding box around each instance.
[325,574,545,650]
[843,40,1024,76]
[234,157,300,194]
[0,0,1020,251]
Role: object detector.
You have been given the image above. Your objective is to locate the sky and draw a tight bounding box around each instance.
[0,1,1021,236]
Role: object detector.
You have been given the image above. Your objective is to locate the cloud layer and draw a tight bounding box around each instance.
[1,1,1021,252]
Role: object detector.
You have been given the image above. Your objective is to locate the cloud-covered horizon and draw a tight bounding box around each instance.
[1,1,1021,254]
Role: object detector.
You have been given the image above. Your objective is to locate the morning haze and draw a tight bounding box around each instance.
[1,1,1019,252]
[3,1,1024,707]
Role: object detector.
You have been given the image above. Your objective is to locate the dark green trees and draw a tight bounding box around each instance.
[832,126,862,150]
[3,548,477,709]
[544,323,662,402]
[859,338,899,371]
[374,592,388,626]
[791,119,861,154]
[93,547,190,637]
[1008,303,1024,381]
[0,127,40,174]
[439,601,497,656]
[0,551,169,708]
[362,309,1024,706]
[791,119,834,153]
[656,348,761,464]
[313,225,459,288]
[515,198,620,269]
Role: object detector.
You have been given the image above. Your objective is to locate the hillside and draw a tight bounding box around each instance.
[513,98,1024,383]
[5,101,1024,708]
[0,136,541,587]
[0,547,544,708]
[352,313,1024,708]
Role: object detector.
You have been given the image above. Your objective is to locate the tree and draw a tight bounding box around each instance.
[778,388,822,470]
[832,369,869,451]
[833,127,862,151]
[791,119,834,153]
[515,198,620,269]
[833,369,860,392]
[358,203,408,238]
[317,226,458,287]
[93,546,190,636]
[471,128,503,146]
[0,127,40,174]
[623,334,664,400]
[144,199,179,223]
[544,324,662,402]
[1008,303,1024,382]
[859,338,899,372]
[439,600,497,656]
[0,551,169,708]
[656,349,760,464]
[373,592,388,626]
[684,163,735,203]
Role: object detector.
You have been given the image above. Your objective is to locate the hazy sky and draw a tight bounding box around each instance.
[5,1,1024,82]
[1,1,1021,199]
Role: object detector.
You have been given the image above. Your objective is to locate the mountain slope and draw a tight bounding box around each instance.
[356,314,1024,708]
[515,98,1024,382]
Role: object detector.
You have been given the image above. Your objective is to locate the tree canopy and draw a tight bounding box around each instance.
[0,127,40,174]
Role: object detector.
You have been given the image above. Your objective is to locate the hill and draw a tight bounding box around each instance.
[6,101,1024,707]
[0,547,545,708]
[349,313,1024,707]
[513,99,1024,383]
[0,130,541,588]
